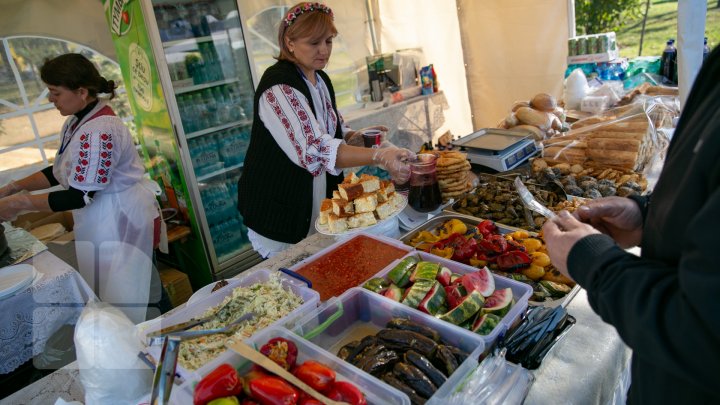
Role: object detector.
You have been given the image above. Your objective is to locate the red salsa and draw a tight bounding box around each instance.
[295,235,409,300]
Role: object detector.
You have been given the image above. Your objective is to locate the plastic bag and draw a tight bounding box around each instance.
[75,302,153,405]
[538,96,677,195]
[563,68,589,110]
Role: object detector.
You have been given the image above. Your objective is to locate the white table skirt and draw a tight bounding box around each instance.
[0,250,96,374]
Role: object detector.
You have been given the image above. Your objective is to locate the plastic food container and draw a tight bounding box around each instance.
[400,213,580,307]
[140,268,320,380]
[370,250,532,349]
[287,232,412,301]
[290,287,487,404]
[169,325,409,404]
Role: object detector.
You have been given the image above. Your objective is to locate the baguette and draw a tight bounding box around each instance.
[543,146,587,163]
[587,138,641,151]
[587,149,639,166]
[516,107,553,129]
[584,131,646,140]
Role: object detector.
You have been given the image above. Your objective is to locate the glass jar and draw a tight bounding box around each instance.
[408,153,442,212]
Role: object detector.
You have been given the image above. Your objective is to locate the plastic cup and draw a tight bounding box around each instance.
[361,129,383,148]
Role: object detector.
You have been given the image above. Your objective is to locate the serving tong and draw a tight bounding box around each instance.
[148,307,255,405]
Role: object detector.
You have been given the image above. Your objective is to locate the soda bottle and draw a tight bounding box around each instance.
[660,39,677,85]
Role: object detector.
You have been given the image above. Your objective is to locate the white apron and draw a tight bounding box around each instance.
[54,102,161,324]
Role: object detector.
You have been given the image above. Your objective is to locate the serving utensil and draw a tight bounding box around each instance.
[226,340,348,405]
[514,177,556,219]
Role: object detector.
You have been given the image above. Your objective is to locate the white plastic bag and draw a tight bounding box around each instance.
[74,302,152,405]
[563,68,589,110]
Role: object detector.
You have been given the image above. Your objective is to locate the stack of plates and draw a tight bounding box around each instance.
[0,264,37,300]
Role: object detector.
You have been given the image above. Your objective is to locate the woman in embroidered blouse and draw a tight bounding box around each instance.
[238,2,415,258]
[0,53,166,323]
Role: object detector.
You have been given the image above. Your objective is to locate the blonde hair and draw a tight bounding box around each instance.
[277,2,337,62]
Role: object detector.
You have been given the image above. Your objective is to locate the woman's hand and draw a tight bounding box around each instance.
[372,146,415,184]
[0,193,51,221]
[0,181,21,199]
[574,196,643,248]
[344,125,389,147]
[542,210,601,280]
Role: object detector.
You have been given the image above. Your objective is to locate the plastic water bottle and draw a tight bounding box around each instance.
[703,37,710,62]
[660,39,677,85]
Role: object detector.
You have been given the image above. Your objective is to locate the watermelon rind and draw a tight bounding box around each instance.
[461,267,496,297]
[388,256,419,288]
[401,279,434,309]
[438,290,485,325]
[410,262,440,282]
[471,313,502,335]
[418,281,448,315]
[481,287,513,317]
[383,284,403,301]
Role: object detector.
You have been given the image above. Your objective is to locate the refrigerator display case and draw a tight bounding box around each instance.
[103,0,263,284]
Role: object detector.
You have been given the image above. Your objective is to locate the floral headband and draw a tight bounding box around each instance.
[284,2,333,27]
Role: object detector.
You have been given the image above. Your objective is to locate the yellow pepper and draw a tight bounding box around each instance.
[469,256,488,268]
[438,219,467,239]
[411,230,440,245]
[431,247,454,259]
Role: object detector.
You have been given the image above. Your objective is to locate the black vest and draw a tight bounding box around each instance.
[237,60,344,243]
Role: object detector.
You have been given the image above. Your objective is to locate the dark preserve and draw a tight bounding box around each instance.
[409,183,442,212]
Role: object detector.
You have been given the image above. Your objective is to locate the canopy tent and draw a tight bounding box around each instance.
[0,0,708,135]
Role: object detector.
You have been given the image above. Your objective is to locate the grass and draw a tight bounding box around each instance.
[616,0,720,58]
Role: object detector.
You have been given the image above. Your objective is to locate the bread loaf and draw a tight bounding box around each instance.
[516,107,553,129]
[587,138,641,151]
[319,199,332,225]
[543,146,587,163]
[338,183,364,200]
[529,93,558,112]
[586,149,638,167]
[511,124,544,141]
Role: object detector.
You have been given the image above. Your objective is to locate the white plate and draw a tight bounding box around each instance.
[315,194,408,236]
[0,264,36,300]
[186,280,232,306]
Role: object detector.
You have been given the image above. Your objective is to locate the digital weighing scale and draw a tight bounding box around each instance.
[452,128,539,172]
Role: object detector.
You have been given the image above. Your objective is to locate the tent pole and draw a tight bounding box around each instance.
[567,0,576,37]
[365,0,380,54]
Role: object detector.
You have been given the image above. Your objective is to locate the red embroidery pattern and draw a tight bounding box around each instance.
[73,133,91,183]
[96,133,113,184]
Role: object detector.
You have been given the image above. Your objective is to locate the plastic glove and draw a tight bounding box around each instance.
[372,146,416,184]
[0,181,21,199]
[345,125,389,147]
[0,193,42,221]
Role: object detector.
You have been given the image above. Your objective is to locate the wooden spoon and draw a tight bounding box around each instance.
[226,340,349,405]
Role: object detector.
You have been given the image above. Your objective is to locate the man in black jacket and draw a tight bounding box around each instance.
[542,45,720,403]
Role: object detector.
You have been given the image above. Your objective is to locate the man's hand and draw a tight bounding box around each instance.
[542,210,601,280]
[574,196,643,248]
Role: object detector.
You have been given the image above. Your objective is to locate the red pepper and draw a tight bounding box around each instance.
[496,251,532,272]
[477,234,508,255]
[298,394,323,405]
[432,232,466,250]
[451,237,477,263]
[476,220,498,238]
[325,381,367,405]
[240,400,260,405]
[243,369,270,397]
[292,360,336,393]
[193,363,243,405]
[506,239,527,252]
[248,376,299,405]
[259,337,298,371]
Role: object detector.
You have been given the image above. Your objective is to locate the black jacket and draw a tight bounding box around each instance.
[568,45,720,404]
[237,60,343,243]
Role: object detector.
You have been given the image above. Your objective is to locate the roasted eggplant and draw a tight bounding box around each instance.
[344,335,377,363]
[377,329,437,358]
[393,362,437,399]
[432,345,459,376]
[404,350,447,388]
[443,344,470,365]
[381,373,426,405]
[361,349,399,376]
[386,318,440,342]
[337,340,359,361]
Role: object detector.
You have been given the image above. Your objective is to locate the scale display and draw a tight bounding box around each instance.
[452,128,539,172]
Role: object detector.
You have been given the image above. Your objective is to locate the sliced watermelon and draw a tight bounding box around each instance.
[461,267,495,297]
[481,287,513,317]
[363,277,389,292]
[471,313,502,335]
[383,284,404,301]
[444,284,468,309]
[438,290,485,325]
[388,256,419,288]
[450,273,463,284]
[401,279,434,309]
[436,267,453,286]
[418,281,448,315]
[410,262,440,282]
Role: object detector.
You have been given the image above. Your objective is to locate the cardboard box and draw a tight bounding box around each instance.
[159,266,193,307]
[13,211,74,242]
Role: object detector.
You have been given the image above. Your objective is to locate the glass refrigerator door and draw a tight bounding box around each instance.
[150,0,255,269]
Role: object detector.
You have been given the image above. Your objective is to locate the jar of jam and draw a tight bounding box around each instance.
[408,153,442,212]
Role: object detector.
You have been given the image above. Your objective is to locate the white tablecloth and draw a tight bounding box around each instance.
[0,250,96,374]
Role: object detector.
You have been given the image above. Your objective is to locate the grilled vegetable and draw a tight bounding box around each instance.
[404,350,447,388]
[353,343,387,369]
[292,360,336,393]
[386,318,440,342]
[433,345,459,376]
[443,345,470,364]
[377,329,437,358]
[360,349,399,376]
[381,373,427,405]
[393,362,437,399]
[325,381,367,405]
[344,335,378,363]
[337,340,359,361]
[259,337,298,370]
[248,376,298,405]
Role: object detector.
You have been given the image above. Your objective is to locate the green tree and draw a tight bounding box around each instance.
[575,0,645,35]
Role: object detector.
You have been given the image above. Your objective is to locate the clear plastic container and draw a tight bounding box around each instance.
[370,250,533,349]
[169,325,409,404]
[286,232,413,301]
[290,287,487,404]
[139,268,320,381]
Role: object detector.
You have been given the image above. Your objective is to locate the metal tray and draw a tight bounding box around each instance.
[399,213,580,307]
